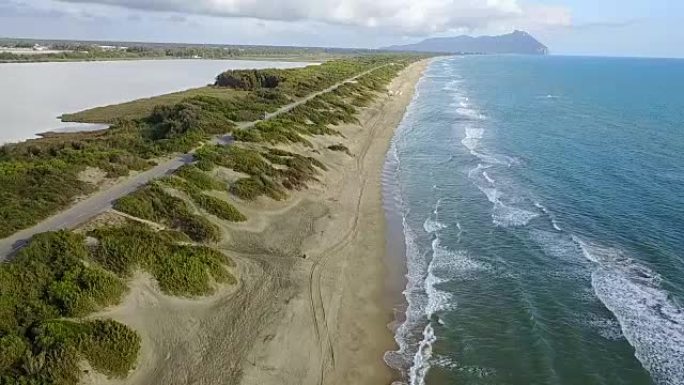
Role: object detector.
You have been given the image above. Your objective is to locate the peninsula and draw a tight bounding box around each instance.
[0,54,428,385]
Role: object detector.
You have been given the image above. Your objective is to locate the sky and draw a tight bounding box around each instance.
[1,0,683,58]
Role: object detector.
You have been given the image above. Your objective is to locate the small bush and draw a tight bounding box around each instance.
[113,184,220,242]
[231,175,286,201]
[192,193,246,222]
[91,223,234,296]
[79,319,141,377]
[328,144,351,155]
[176,165,224,191]
[0,232,136,384]
[160,174,246,223]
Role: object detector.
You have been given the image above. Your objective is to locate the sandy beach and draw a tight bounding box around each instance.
[81,59,428,385]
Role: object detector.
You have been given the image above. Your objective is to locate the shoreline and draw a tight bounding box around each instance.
[79,59,428,385]
[238,59,429,385]
[0,56,326,65]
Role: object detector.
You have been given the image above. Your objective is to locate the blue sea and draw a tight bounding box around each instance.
[383,56,684,385]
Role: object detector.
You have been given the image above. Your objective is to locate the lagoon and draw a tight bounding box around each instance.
[0,59,310,144]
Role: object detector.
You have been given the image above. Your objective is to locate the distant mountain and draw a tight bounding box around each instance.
[382,30,548,55]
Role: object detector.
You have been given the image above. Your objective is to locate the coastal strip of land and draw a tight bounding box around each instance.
[0,55,428,385]
[0,64,388,258]
[0,56,397,248]
[76,62,426,385]
[78,60,427,385]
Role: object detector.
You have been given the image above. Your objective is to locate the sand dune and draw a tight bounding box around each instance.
[81,60,428,385]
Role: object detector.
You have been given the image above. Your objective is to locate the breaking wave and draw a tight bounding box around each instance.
[576,239,684,385]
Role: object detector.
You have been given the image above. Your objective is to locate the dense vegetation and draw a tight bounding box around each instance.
[0,56,414,238]
[160,166,247,222]
[0,220,236,383]
[0,39,378,63]
[91,223,235,295]
[193,144,328,200]
[0,51,419,383]
[113,184,221,243]
[215,69,282,90]
[0,231,136,384]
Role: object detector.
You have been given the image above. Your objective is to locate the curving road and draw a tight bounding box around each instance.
[0,65,387,258]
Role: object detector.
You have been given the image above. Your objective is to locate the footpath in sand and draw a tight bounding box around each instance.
[81,60,428,385]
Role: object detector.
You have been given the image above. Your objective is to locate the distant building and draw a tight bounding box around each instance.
[32,44,48,51]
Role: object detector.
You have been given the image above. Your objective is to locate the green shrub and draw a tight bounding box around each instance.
[113,184,220,242]
[176,165,224,191]
[0,232,136,384]
[192,193,246,222]
[31,319,140,380]
[232,128,263,143]
[215,69,282,90]
[79,320,141,377]
[231,175,286,201]
[161,168,246,223]
[154,245,234,295]
[0,55,418,239]
[91,223,233,296]
[328,144,351,155]
[0,335,27,371]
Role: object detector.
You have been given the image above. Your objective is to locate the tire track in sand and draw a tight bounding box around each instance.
[308,85,390,385]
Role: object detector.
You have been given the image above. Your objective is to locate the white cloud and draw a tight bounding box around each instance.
[56,0,572,35]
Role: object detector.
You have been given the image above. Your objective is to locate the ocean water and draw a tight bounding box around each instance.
[384,56,684,385]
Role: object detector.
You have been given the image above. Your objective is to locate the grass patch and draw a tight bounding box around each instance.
[0,231,137,384]
[195,144,325,200]
[191,192,247,222]
[230,175,287,201]
[0,55,419,239]
[62,87,245,124]
[160,165,247,222]
[91,223,235,296]
[113,184,220,242]
[0,223,236,383]
[176,165,224,191]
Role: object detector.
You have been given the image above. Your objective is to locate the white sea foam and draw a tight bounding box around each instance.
[409,323,436,385]
[385,221,431,377]
[461,127,484,151]
[585,314,625,341]
[576,239,684,385]
[430,238,490,286]
[406,238,491,385]
[432,355,459,370]
[388,215,489,384]
[492,201,539,227]
[443,79,463,91]
[469,150,512,166]
[457,107,486,120]
[530,230,589,268]
[479,186,500,204]
[423,218,447,234]
[483,170,495,184]
[474,183,539,228]
[534,201,563,231]
[468,163,490,179]
[426,240,456,317]
[433,356,496,378]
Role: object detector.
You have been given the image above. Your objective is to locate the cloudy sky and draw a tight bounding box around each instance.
[1,0,683,57]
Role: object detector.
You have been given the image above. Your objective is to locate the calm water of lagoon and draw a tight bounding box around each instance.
[0,59,311,144]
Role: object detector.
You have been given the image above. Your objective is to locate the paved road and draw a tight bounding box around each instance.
[0,66,386,258]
